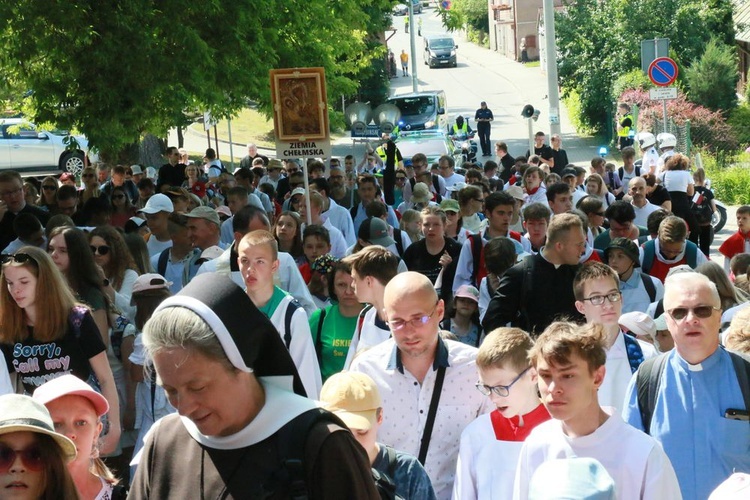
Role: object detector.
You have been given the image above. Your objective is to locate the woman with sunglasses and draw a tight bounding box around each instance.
[0,393,80,499]
[34,375,126,499]
[39,176,59,212]
[88,226,139,319]
[79,167,101,206]
[47,226,111,345]
[109,186,136,229]
[0,248,121,455]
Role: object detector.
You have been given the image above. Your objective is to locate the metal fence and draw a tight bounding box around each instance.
[611,102,693,158]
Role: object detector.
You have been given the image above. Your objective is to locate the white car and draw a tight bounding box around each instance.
[0,118,97,175]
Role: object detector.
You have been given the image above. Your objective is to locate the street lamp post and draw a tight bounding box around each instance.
[408,2,418,92]
[543,0,561,136]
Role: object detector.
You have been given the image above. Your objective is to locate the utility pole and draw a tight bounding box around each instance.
[543,0,561,136]
[408,3,418,92]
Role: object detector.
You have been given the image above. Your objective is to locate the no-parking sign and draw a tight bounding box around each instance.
[648,57,679,87]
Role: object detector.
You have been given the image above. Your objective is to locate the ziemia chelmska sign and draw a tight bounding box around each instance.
[270,67,332,159]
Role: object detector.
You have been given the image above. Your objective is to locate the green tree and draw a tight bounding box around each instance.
[0,0,392,157]
[684,38,738,113]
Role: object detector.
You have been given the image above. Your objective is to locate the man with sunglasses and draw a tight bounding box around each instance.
[0,171,50,251]
[156,146,187,193]
[573,263,656,412]
[350,272,491,499]
[624,272,750,500]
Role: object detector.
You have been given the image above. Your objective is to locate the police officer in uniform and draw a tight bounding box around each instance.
[617,103,634,150]
[448,115,473,138]
[474,101,494,156]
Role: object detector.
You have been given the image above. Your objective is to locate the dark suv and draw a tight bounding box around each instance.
[424,35,457,68]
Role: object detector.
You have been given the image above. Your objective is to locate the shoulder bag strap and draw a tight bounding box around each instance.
[418,365,446,465]
[729,351,750,417]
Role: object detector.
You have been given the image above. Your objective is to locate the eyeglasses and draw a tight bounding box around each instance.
[90,245,110,256]
[0,187,23,198]
[667,306,720,321]
[0,443,44,472]
[0,253,36,265]
[387,302,439,331]
[42,185,57,191]
[475,367,531,398]
[581,292,622,306]
[112,194,126,200]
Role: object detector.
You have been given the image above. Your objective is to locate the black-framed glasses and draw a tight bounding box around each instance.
[90,245,110,256]
[0,187,23,198]
[475,367,531,398]
[0,253,36,265]
[42,185,58,191]
[0,443,44,472]
[582,292,621,306]
[668,306,720,321]
[387,301,439,331]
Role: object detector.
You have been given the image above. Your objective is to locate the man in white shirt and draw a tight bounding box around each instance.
[139,194,174,257]
[573,262,656,411]
[629,176,660,227]
[351,272,491,500]
[513,321,681,499]
[438,155,465,193]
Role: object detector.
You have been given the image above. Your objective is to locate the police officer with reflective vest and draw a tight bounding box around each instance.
[375,133,403,169]
[448,115,472,138]
[617,103,634,150]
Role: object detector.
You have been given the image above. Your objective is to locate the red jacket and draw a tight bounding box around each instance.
[719,231,749,259]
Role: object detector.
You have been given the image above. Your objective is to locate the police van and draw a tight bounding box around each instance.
[386,91,448,132]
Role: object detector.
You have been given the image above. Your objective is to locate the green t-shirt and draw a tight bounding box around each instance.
[309,305,360,382]
[258,286,288,319]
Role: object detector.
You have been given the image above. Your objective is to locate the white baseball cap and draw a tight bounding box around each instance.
[138,194,174,215]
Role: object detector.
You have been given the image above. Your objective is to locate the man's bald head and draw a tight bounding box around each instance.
[384,272,438,309]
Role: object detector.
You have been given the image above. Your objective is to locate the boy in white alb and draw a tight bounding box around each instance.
[237,230,322,398]
[573,262,656,411]
[453,328,550,500]
[342,246,401,369]
[513,321,681,500]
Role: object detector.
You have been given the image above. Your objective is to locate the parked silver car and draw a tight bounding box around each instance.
[0,118,96,175]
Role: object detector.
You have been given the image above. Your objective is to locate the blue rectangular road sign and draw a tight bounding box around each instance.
[641,38,669,73]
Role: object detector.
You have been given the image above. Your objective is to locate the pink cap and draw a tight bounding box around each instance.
[132,273,172,295]
[33,374,109,417]
[455,284,479,303]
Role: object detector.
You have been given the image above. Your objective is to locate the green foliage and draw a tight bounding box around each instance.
[0,0,393,157]
[562,90,597,136]
[702,150,750,204]
[728,106,750,147]
[684,39,739,113]
[454,0,489,33]
[556,0,737,133]
[612,70,652,101]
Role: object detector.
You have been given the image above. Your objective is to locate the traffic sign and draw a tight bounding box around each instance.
[649,87,678,100]
[648,57,679,87]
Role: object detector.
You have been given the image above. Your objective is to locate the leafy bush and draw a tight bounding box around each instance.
[563,90,598,136]
[684,38,739,113]
[702,152,750,204]
[619,89,738,153]
[728,106,750,148]
[612,70,653,101]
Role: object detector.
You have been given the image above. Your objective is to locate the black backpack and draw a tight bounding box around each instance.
[275,408,403,500]
[690,188,713,224]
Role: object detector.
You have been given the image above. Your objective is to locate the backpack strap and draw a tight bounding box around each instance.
[274,408,350,500]
[384,444,399,481]
[618,167,624,181]
[519,255,535,332]
[431,175,442,202]
[635,353,669,434]
[356,304,373,341]
[635,166,641,177]
[470,234,483,287]
[393,228,404,258]
[641,240,655,274]
[622,333,645,374]
[418,366,446,465]
[654,299,665,319]
[728,351,750,416]
[284,299,303,350]
[640,273,657,303]
[350,204,359,219]
[157,248,170,277]
[685,242,698,268]
[314,308,328,364]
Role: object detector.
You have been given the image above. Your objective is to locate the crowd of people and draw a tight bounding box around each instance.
[0,132,749,499]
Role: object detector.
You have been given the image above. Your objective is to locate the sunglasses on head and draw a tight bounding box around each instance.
[90,245,110,256]
[0,443,44,472]
[667,306,720,321]
[0,253,36,265]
